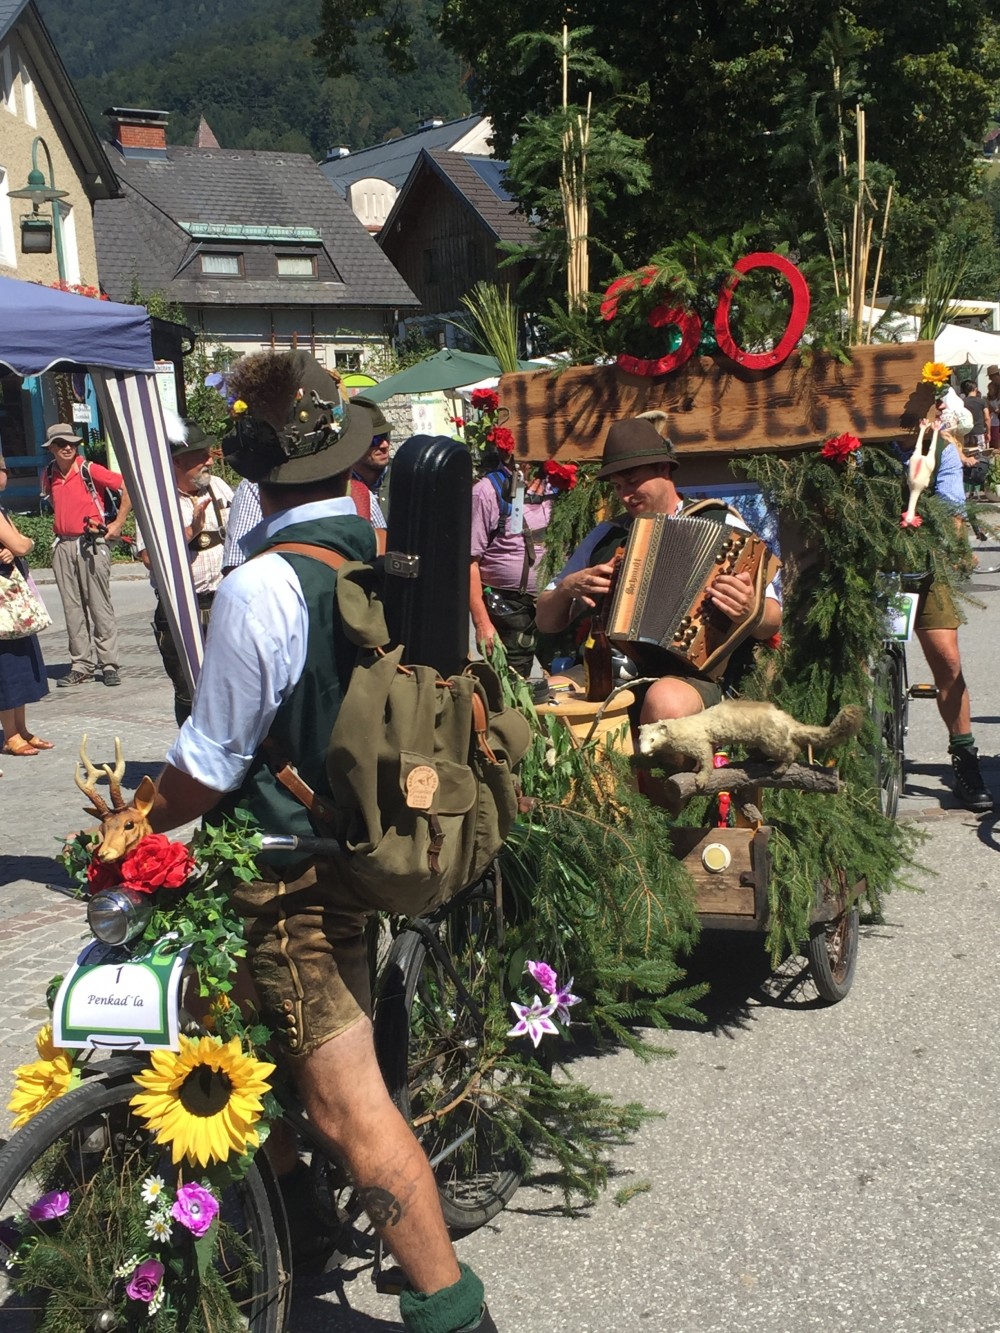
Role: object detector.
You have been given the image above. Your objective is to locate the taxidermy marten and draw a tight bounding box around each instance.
[637,700,864,790]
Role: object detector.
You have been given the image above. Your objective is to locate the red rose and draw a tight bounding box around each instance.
[86,857,122,894]
[119,835,195,894]
[543,459,578,490]
[471,388,500,414]
[486,425,516,454]
[819,432,862,462]
[450,416,467,428]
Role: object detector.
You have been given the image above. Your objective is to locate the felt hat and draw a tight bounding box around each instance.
[222,350,383,485]
[167,416,217,460]
[595,414,677,480]
[44,423,79,448]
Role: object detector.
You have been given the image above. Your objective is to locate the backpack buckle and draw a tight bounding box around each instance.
[385,551,419,578]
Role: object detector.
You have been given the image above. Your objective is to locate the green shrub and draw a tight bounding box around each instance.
[17,514,54,568]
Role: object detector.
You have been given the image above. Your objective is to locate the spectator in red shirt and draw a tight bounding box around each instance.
[41,423,131,686]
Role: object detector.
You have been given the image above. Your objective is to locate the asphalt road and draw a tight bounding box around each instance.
[2,554,1000,1332]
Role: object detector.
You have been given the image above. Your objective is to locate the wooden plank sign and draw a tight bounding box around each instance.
[499,342,938,462]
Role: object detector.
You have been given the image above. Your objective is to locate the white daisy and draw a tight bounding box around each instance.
[145,1214,172,1243]
[149,1285,165,1316]
[140,1175,166,1206]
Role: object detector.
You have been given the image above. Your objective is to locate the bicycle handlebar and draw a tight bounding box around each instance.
[259,834,345,856]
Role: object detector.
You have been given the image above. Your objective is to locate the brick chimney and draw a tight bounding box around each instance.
[105,107,170,158]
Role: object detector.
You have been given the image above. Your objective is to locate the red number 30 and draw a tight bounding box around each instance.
[602,251,810,377]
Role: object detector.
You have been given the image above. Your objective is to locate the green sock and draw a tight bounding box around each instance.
[949,732,975,752]
[399,1264,485,1333]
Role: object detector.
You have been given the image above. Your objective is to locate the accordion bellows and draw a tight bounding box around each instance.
[605,513,780,680]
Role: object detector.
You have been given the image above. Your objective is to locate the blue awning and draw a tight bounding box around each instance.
[0,275,155,375]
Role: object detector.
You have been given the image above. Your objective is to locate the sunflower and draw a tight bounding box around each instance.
[129,1034,275,1168]
[8,1025,80,1129]
[921,360,952,389]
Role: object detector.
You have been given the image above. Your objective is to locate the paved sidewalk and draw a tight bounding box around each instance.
[0,567,174,1093]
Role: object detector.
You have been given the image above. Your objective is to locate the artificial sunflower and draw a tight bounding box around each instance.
[129,1034,275,1168]
[921,360,951,389]
[8,1024,80,1128]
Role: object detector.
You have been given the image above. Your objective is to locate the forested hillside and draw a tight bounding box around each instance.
[35,0,471,155]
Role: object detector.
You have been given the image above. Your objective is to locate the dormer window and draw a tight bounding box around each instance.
[276,254,316,277]
[200,252,242,276]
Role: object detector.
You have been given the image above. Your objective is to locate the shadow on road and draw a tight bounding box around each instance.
[0,854,73,893]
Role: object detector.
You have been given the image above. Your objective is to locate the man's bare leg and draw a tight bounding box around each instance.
[638,677,708,809]
[915,627,971,736]
[294,1014,461,1294]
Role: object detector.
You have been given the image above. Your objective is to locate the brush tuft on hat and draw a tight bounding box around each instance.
[227,352,302,433]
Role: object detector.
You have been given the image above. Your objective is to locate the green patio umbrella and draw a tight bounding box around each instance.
[364,348,544,401]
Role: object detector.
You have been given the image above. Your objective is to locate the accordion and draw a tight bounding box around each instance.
[604,513,780,680]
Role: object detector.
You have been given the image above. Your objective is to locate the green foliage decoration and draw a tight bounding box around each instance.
[729,440,958,959]
[9,1142,259,1332]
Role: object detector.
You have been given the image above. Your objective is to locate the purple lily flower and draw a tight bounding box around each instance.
[550,978,582,1025]
[526,959,559,993]
[125,1258,164,1303]
[203,372,226,389]
[27,1191,70,1222]
[171,1182,219,1238]
[507,995,558,1048]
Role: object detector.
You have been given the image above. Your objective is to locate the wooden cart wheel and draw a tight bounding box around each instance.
[806,904,859,1003]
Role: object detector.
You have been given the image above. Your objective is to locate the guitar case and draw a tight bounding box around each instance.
[382,435,472,678]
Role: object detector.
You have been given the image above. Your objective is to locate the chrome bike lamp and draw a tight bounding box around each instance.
[86,887,154,945]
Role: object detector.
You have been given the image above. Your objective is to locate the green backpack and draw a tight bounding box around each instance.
[270,546,532,916]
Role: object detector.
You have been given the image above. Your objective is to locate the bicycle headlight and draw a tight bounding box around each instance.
[86,887,153,945]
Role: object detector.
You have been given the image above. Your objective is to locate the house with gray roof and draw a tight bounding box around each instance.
[95,108,419,372]
[320,114,491,234]
[378,147,535,321]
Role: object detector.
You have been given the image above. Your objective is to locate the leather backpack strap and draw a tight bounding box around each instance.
[256,541,350,829]
[266,541,350,570]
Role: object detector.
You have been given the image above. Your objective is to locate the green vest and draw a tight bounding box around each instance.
[215,513,376,839]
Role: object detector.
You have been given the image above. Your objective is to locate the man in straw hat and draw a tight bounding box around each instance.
[536,412,781,728]
[136,411,233,724]
[145,351,499,1333]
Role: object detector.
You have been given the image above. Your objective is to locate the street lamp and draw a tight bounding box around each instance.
[7,136,69,280]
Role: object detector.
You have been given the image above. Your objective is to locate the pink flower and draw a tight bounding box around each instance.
[126,1258,164,1303]
[171,1182,219,1238]
[526,960,558,992]
[27,1190,70,1222]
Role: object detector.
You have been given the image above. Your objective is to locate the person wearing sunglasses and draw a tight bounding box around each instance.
[350,413,391,554]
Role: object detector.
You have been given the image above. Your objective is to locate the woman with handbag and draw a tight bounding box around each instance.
[0,456,52,758]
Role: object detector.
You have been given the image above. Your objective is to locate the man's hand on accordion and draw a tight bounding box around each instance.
[560,561,617,610]
[708,571,758,624]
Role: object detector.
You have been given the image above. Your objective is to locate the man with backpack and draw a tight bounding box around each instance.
[41,422,131,687]
[146,351,501,1333]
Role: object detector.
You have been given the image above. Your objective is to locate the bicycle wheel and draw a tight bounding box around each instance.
[871,648,905,820]
[376,886,534,1234]
[0,1064,290,1331]
[806,904,860,1004]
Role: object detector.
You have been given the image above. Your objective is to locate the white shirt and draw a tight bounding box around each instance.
[137,475,233,594]
[166,497,356,793]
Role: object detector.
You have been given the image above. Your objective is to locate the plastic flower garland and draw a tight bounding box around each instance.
[2,1166,245,1329]
[507,959,581,1048]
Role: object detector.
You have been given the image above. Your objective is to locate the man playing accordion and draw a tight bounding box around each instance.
[535,415,782,736]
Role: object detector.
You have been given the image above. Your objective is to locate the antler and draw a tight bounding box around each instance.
[102,737,127,812]
[74,733,111,818]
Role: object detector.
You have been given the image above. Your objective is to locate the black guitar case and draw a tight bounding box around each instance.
[383,435,472,677]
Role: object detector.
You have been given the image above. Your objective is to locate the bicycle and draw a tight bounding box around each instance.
[0,844,528,1330]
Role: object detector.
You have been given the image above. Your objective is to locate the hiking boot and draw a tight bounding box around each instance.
[102,667,121,687]
[461,1307,499,1332]
[950,747,993,812]
[57,670,92,688]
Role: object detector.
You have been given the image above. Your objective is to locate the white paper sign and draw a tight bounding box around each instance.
[53,937,191,1051]
[887,592,920,643]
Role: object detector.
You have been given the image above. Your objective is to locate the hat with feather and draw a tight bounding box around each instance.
[221,350,383,485]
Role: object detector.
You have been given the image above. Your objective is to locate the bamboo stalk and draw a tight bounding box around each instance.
[865,184,894,342]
